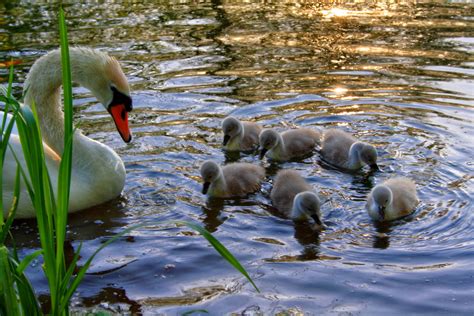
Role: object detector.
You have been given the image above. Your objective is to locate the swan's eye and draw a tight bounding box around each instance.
[110,86,132,112]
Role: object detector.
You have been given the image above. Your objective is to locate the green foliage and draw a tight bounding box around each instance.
[0,7,259,316]
[177,221,260,293]
[0,63,42,316]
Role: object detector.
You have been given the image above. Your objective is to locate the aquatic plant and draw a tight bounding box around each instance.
[0,8,258,315]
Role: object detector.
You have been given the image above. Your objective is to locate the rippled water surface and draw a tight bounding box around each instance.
[1,1,473,314]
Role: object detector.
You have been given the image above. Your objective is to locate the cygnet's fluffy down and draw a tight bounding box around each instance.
[270,170,322,226]
[321,129,378,171]
[200,160,265,198]
[222,116,262,151]
[366,177,418,221]
[259,128,321,162]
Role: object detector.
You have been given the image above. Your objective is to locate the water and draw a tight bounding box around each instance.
[1,1,473,314]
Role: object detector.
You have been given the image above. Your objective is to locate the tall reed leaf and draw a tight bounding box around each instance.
[0,8,259,314]
[0,246,21,315]
[0,63,41,315]
[177,221,260,292]
[54,8,74,314]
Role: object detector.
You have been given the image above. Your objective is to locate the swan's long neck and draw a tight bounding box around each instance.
[228,123,244,149]
[291,198,306,220]
[210,169,227,196]
[272,133,287,158]
[24,49,109,155]
[23,48,125,208]
[348,142,364,169]
[237,123,245,142]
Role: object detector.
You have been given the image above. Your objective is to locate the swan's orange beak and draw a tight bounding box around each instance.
[109,104,132,143]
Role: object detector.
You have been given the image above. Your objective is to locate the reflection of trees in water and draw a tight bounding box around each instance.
[372,221,392,249]
[1,1,469,101]
[76,286,141,314]
[8,197,129,248]
[200,198,227,233]
[293,221,321,260]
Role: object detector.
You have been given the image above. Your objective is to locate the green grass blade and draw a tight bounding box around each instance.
[13,104,58,310]
[15,249,43,275]
[60,223,146,311]
[0,63,16,226]
[58,240,81,296]
[7,143,35,205]
[176,221,260,293]
[0,246,21,315]
[8,247,42,315]
[59,7,73,140]
[0,60,14,132]
[0,112,19,231]
[57,4,74,216]
[55,8,75,313]
[0,166,21,244]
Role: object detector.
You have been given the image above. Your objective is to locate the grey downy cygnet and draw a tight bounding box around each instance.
[321,129,378,171]
[222,116,262,151]
[259,128,321,162]
[271,169,322,228]
[200,160,265,198]
[366,177,418,221]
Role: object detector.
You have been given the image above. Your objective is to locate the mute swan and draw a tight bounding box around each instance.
[271,170,322,227]
[1,47,132,219]
[366,177,418,221]
[320,129,378,171]
[259,128,321,162]
[222,116,262,151]
[200,160,265,198]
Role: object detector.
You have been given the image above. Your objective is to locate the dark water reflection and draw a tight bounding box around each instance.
[1,1,473,314]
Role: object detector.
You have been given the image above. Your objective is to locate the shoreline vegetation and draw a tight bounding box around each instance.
[0,8,257,315]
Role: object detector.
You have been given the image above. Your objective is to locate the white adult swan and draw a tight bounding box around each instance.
[1,47,133,219]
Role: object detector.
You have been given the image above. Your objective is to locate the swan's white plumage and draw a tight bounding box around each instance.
[2,47,130,219]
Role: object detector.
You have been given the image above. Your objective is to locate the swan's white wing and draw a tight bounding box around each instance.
[2,134,61,219]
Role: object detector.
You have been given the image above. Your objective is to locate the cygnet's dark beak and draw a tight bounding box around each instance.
[202,182,211,194]
[378,205,385,220]
[259,148,268,160]
[223,135,231,146]
[311,214,322,226]
[370,163,380,171]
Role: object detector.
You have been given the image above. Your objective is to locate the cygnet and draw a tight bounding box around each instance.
[366,177,418,221]
[271,169,322,227]
[200,160,265,198]
[321,129,378,171]
[259,128,321,162]
[222,116,262,151]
